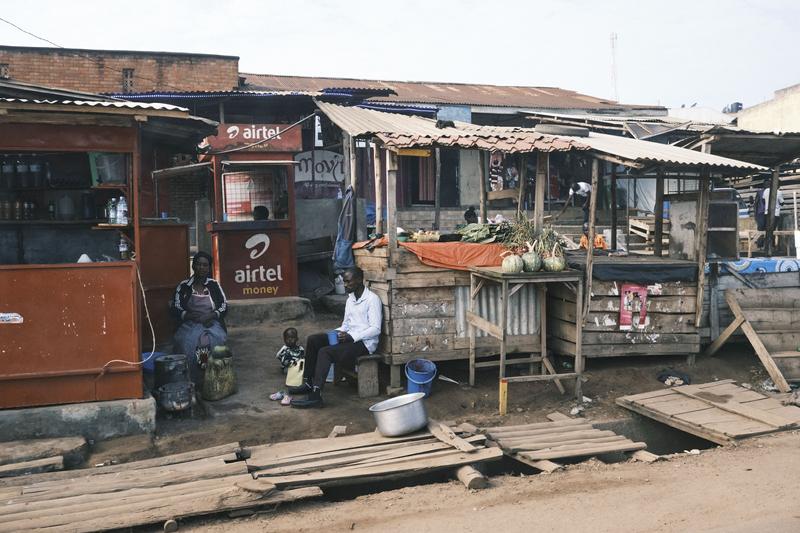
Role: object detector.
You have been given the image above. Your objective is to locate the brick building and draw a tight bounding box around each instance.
[0,45,239,93]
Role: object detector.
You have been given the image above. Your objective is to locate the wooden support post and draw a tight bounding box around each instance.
[654,168,665,257]
[574,279,584,400]
[348,134,358,194]
[517,154,528,218]
[766,165,780,256]
[534,152,548,230]
[468,273,477,387]
[343,133,352,187]
[499,378,508,416]
[373,143,383,234]
[499,279,508,379]
[479,151,488,223]
[611,165,618,250]
[386,149,398,267]
[434,147,442,230]
[694,166,710,335]
[584,158,600,321]
[456,465,488,490]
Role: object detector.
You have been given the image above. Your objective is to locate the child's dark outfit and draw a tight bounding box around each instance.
[271,344,305,405]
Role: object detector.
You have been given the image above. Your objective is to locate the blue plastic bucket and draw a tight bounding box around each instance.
[405,359,437,397]
[141,351,165,374]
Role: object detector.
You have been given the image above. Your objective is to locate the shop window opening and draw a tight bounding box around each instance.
[222,167,289,222]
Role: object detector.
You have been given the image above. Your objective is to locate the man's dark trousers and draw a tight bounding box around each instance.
[303,333,369,388]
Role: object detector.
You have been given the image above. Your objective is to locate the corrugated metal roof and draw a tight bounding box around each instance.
[317,102,766,171]
[0,97,189,112]
[316,101,585,153]
[571,132,766,171]
[104,90,319,99]
[246,73,662,111]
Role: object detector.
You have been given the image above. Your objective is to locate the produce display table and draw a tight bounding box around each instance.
[467,266,584,411]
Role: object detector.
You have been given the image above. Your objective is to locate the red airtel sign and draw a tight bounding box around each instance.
[205,123,303,153]
[213,228,297,300]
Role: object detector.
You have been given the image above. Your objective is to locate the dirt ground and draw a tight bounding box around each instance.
[79,311,796,533]
[87,311,775,465]
[183,430,800,533]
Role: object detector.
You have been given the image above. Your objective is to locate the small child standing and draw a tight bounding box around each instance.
[270,327,305,406]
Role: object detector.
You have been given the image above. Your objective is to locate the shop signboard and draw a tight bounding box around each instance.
[214,229,296,299]
[293,150,345,182]
[204,123,303,153]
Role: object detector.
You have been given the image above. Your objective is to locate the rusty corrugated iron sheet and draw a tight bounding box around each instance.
[245,73,661,111]
[316,101,588,153]
[318,102,766,171]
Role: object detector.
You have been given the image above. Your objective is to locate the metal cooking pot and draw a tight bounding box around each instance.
[369,392,428,437]
[156,381,194,412]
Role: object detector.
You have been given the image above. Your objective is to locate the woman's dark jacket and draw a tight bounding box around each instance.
[173,276,228,329]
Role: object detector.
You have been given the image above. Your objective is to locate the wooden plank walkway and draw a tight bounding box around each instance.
[481,418,647,469]
[617,380,800,445]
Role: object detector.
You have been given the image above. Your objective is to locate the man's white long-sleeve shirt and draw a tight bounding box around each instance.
[338,287,382,353]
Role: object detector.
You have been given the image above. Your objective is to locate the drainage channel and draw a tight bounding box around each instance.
[322,414,718,502]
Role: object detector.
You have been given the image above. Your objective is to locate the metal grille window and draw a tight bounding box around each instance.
[0,64,9,79]
[222,168,289,221]
[122,68,134,93]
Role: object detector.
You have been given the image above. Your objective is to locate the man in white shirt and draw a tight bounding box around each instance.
[291,267,382,408]
[569,182,592,224]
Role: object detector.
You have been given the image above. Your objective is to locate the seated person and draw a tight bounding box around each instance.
[291,267,381,408]
[173,251,228,382]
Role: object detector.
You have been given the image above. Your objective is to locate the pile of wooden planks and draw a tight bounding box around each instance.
[0,442,320,533]
[0,436,87,479]
[481,416,647,472]
[705,288,800,392]
[246,421,503,488]
[617,380,800,445]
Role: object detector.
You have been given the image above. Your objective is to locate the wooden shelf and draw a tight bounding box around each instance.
[0,219,107,226]
[92,184,128,190]
[93,223,132,229]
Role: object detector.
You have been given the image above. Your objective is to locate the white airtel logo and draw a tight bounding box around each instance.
[245,233,270,259]
[226,125,240,139]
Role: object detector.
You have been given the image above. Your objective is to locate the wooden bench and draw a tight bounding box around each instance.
[333,354,382,398]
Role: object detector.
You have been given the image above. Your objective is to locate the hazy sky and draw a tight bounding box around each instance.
[1,0,798,110]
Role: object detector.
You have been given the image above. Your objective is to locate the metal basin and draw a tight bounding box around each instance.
[369,392,428,437]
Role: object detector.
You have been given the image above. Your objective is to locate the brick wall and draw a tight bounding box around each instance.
[0,46,239,93]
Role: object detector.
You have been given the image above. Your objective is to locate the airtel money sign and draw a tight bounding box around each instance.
[204,123,303,153]
[216,229,295,299]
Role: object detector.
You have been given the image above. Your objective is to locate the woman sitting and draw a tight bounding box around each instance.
[173,251,228,381]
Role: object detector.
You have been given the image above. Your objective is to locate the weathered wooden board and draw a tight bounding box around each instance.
[393,287,455,303]
[392,301,455,319]
[549,299,696,333]
[392,272,456,289]
[391,317,456,336]
[550,285,696,314]
[549,318,699,345]
[617,381,800,444]
[0,437,86,468]
[590,280,697,297]
[549,337,699,358]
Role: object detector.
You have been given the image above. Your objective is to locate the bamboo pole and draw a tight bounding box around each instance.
[584,158,600,320]
[386,149,398,267]
[534,152,548,230]
[610,165,618,250]
[516,154,527,219]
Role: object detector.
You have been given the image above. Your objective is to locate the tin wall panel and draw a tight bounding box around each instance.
[0,262,142,408]
[455,284,539,338]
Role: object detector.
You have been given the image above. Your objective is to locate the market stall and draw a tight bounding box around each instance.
[319,102,765,396]
[204,124,302,300]
[0,97,215,409]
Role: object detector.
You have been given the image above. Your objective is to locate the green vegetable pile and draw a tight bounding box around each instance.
[457,222,512,244]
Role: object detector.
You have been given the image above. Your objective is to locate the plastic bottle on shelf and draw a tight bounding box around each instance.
[116,196,128,226]
[119,237,129,260]
[15,157,29,189]
[48,200,56,220]
[108,198,117,224]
